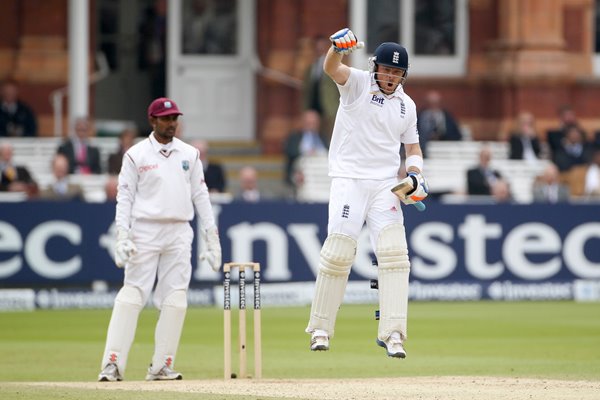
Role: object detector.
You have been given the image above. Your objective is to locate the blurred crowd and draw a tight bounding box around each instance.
[1,32,600,205]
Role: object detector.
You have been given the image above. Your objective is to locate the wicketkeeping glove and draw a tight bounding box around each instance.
[115,228,137,268]
[199,225,222,272]
[330,28,364,55]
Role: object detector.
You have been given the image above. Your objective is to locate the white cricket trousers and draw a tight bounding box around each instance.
[327,177,405,245]
[126,219,194,308]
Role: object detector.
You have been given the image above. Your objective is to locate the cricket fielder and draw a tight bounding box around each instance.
[306,28,428,358]
[98,97,222,381]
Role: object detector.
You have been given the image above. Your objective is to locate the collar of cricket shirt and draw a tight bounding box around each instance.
[149,132,178,157]
[370,75,405,100]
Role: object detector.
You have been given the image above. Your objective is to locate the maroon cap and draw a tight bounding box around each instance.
[147,97,183,117]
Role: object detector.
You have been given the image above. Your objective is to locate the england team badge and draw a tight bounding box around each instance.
[182,160,189,171]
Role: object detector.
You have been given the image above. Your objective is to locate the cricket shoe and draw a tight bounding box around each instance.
[376,331,406,358]
[98,363,123,382]
[310,329,330,351]
[145,365,183,381]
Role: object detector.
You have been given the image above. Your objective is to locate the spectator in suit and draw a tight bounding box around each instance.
[467,146,505,195]
[532,163,570,203]
[302,35,339,145]
[0,79,38,137]
[508,112,542,161]
[546,105,586,156]
[417,90,461,157]
[107,128,137,174]
[552,125,593,172]
[191,139,227,193]
[236,166,260,202]
[57,117,102,174]
[0,141,38,197]
[283,109,327,187]
[39,153,84,201]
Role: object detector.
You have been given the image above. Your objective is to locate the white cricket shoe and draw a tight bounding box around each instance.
[376,331,406,358]
[310,329,330,351]
[145,365,183,381]
[98,363,123,382]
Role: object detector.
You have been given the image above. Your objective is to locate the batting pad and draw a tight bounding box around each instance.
[376,223,410,341]
[306,233,357,337]
[101,285,144,374]
[150,290,188,373]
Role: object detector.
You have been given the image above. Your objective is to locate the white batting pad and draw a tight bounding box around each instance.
[150,290,188,373]
[376,223,410,341]
[306,233,357,337]
[101,285,144,374]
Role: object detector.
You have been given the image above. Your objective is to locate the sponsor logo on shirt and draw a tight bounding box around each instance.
[139,164,158,173]
[370,94,384,107]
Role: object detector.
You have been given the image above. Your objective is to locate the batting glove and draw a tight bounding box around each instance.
[330,28,364,55]
[403,172,429,204]
[115,228,137,268]
[199,225,222,272]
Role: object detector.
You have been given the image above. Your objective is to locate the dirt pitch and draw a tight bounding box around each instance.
[26,376,600,400]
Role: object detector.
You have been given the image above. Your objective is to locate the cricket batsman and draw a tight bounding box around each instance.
[305,28,428,358]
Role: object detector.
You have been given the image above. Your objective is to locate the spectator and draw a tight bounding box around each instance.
[0,141,38,197]
[57,117,102,174]
[236,166,260,202]
[191,139,227,193]
[302,35,339,144]
[508,112,542,161]
[491,179,513,203]
[417,90,461,157]
[532,163,570,203]
[584,148,600,198]
[0,79,37,137]
[546,105,586,156]
[107,128,137,174]
[467,146,504,195]
[283,110,327,187]
[552,125,593,172]
[39,153,84,201]
[104,175,119,202]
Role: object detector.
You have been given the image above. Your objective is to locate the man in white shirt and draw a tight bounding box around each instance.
[306,29,428,359]
[98,97,222,382]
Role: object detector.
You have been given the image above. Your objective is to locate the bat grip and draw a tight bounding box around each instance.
[414,201,426,211]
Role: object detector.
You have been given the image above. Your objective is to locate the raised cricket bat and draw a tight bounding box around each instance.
[391,180,426,211]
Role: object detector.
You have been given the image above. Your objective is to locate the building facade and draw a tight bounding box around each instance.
[1,0,599,153]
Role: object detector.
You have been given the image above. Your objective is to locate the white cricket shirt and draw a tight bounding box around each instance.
[115,133,215,229]
[328,68,419,180]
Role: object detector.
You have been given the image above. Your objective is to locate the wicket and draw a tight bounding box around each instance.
[223,262,262,379]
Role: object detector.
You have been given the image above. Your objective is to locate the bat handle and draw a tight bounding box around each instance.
[414,201,426,211]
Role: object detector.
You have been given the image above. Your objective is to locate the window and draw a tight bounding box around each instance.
[351,0,468,76]
[181,0,238,55]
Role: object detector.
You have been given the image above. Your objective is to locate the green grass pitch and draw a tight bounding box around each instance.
[0,301,599,399]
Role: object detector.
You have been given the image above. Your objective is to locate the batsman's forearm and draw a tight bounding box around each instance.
[323,47,347,84]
